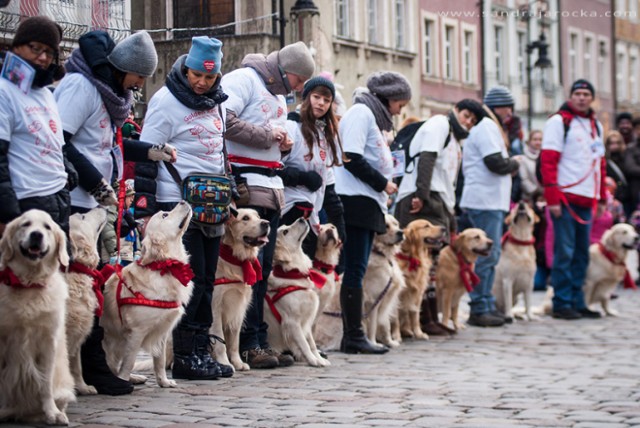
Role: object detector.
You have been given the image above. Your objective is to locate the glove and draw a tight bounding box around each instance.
[147,143,177,162]
[299,171,322,192]
[90,178,117,206]
[63,156,79,191]
[109,255,120,265]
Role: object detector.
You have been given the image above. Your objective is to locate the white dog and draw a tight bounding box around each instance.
[265,218,329,367]
[0,210,75,425]
[210,208,270,372]
[101,202,194,388]
[311,223,342,331]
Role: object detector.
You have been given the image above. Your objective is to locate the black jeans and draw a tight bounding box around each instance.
[239,205,280,351]
[341,224,374,290]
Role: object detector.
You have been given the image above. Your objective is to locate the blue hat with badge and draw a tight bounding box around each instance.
[185,36,223,74]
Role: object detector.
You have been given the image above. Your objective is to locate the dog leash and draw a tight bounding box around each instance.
[322,277,394,320]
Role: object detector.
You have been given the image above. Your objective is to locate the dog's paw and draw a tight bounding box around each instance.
[400,329,414,338]
[525,313,540,321]
[45,410,69,426]
[232,361,249,371]
[605,308,619,317]
[129,373,147,384]
[158,378,177,388]
[75,383,98,396]
[415,330,429,340]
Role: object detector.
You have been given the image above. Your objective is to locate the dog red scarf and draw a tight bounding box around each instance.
[312,259,339,282]
[455,251,480,292]
[395,252,421,272]
[596,242,637,290]
[501,231,535,247]
[272,265,327,289]
[0,267,44,289]
[67,262,115,317]
[217,243,262,285]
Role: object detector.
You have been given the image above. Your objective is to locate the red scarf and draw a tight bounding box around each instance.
[501,231,535,248]
[395,252,421,272]
[67,262,116,317]
[272,265,326,289]
[558,102,598,139]
[136,259,194,286]
[596,242,637,290]
[312,259,340,282]
[455,251,480,292]
[218,243,262,285]
[0,267,44,288]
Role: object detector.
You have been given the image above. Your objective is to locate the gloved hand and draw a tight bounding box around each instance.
[109,255,120,265]
[63,156,79,191]
[298,171,322,192]
[90,178,117,206]
[148,143,177,162]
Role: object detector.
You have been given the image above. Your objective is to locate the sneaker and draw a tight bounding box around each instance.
[552,308,582,320]
[577,308,602,319]
[263,347,295,367]
[467,312,505,327]
[241,347,278,369]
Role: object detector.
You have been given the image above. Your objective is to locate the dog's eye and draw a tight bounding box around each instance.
[44,224,51,230]
[242,215,249,221]
[162,213,169,218]
[283,230,289,236]
[20,221,31,228]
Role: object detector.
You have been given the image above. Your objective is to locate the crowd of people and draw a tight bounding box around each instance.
[1,15,634,398]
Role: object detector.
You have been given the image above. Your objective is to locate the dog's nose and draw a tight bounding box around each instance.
[396,231,404,240]
[260,220,269,231]
[518,200,526,209]
[29,231,43,246]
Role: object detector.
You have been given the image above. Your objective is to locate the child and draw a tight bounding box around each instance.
[590,177,625,245]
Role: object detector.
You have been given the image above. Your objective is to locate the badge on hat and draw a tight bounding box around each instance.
[203,60,215,72]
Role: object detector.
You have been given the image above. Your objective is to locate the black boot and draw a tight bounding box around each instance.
[420,289,450,336]
[172,328,220,380]
[425,287,457,334]
[81,317,133,395]
[194,330,234,378]
[340,287,389,354]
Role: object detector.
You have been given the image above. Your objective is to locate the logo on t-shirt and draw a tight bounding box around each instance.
[203,60,215,72]
[319,149,326,162]
[277,106,284,118]
[213,118,222,131]
[49,119,57,133]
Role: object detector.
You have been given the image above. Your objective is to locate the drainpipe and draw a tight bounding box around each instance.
[480,0,486,97]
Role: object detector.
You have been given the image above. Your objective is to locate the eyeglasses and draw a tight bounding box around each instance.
[27,43,56,60]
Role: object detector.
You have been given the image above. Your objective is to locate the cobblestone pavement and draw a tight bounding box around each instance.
[7,290,640,428]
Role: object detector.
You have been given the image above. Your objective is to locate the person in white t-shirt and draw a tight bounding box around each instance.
[460,86,520,328]
[0,17,72,237]
[334,71,412,354]
[280,77,343,257]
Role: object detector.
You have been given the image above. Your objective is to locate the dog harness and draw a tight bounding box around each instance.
[596,242,637,290]
[501,231,535,248]
[312,259,340,281]
[395,252,421,272]
[214,243,262,286]
[66,262,115,317]
[0,267,44,288]
[116,259,194,321]
[454,250,480,292]
[265,266,327,323]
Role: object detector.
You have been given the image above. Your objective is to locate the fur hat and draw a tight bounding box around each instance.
[185,36,223,74]
[483,86,515,108]
[570,79,595,97]
[278,42,315,80]
[12,16,63,54]
[302,76,335,100]
[107,31,158,77]
[366,71,412,101]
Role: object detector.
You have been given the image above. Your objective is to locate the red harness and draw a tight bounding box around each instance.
[395,252,421,272]
[214,243,262,286]
[312,259,340,282]
[265,265,327,323]
[597,242,637,290]
[0,267,44,289]
[501,231,536,248]
[455,251,480,292]
[116,259,194,321]
[66,262,115,317]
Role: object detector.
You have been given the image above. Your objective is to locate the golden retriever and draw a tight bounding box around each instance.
[584,223,639,316]
[65,208,108,396]
[265,218,329,367]
[364,214,405,348]
[493,201,538,322]
[436,228,493,330]
[210,208,270,372]
[395,219,445,340]
[311,223,342,329]
[101,202,194,388]
[0,210,75,425]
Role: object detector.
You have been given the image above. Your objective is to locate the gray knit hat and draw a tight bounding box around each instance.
[483,85,515,108]
[108,31,158,77]
[278,41,315,80]
[366,71,412,101]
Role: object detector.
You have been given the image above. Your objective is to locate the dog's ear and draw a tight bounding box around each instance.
[601,228,614,248]
[0,219,17,265]
[533,212,540,224]
[274,237,293,264]
[451,232,465,253]
[54,223,69,268]
[504,212,512,226]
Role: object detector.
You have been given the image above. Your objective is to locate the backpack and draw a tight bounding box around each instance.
[390,121,452,174]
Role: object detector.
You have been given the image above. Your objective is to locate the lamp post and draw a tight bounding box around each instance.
[526,32,552,131]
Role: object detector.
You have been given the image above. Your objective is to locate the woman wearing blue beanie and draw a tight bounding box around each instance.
[134,36,234,381]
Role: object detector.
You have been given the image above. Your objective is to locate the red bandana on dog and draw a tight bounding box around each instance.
[501,231,535,247]
[218,243,262,285]
[0,267,44,289]
[395,252,421,272]
[66,262,116,317]
[312,259,340,282]
[596,242,637,290]
[272,265,326,289]
[455,251,480,292]
[136,259,194,286]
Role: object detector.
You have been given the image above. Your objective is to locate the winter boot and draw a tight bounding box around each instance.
[339,287,388,354]
[420,289,450,336]
[172,328,220,380]
[81,317,134,395]
[426,286,457,334]
[194,330,234,378]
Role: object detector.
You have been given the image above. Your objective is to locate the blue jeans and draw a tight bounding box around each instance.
[342,225,375,290]
[550,203,592,311]
[464,209,505,315]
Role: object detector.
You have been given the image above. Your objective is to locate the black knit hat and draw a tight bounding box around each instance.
[570,79,595,97]
[12,16,63,54]
[302,76,335,100]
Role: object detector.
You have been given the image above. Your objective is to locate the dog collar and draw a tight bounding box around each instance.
[272,265,327,289]
[455,250,480,292]
[0,267,44,289]
[597,242,637,290]
[312,259,339,281]
[501,231,535,247]
[66,262,115,317]
[395,252,421,271]
[219,243,262,285]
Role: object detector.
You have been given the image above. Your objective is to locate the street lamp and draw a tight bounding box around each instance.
[526,32,552,131]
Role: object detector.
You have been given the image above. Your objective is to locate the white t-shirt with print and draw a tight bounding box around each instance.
[460,117,512,212]
[334,104,394,213]
[55,73,113,209]
[397,114,461,212]
[282,120,333,233]
[221,68,285,190]
[0,79,67,199]
[140,86,226,203]
[542,114,604,199]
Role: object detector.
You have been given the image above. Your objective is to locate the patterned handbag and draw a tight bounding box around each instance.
[181,174,232,225]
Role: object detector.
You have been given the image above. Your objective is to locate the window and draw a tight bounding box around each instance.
[368,0,378,44]
[336,0,350,38]
[584,36,593,80]
[617,50,627,100]
[173,0,235,38]
[569,33,579,83]
[463,30,474,84]
[630,54,638,102]
[598,40,608,91]
[444,25,455,80]
[494,26,504,83]
[395,0,406,49]
[424,18,436,76]
[517,31,526,85]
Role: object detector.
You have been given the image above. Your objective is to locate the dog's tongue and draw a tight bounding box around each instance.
[258,235,269,244]
[28,246,41,255]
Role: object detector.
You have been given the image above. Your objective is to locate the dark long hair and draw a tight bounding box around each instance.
[299,85,343,167]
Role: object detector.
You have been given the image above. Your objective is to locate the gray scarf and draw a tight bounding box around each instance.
[241,51,290,96]
[353,90,393,132]
[65,49,132,127]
